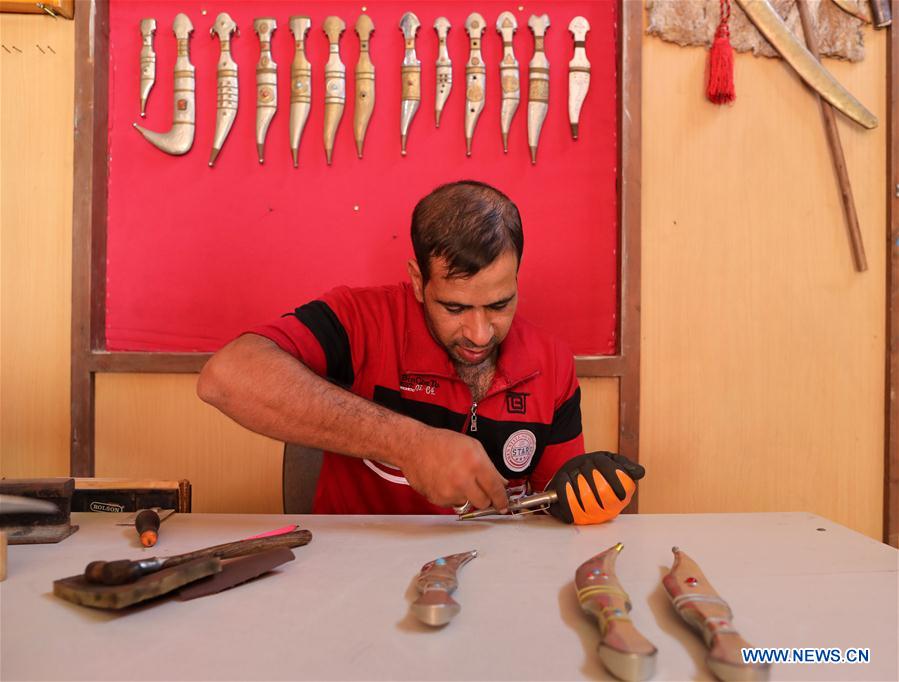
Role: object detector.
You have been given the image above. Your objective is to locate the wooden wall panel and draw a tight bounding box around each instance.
[640,35,886,539]
[0,15,73,477]
[580,378,620,454]
[95,374,283,513]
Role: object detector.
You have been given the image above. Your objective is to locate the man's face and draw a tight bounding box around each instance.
[408,251,519,367]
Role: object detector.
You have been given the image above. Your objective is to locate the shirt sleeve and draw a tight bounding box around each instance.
[245,286,365,389]
[528,341,585,492]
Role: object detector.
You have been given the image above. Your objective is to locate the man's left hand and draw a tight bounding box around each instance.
[547,451,645,525]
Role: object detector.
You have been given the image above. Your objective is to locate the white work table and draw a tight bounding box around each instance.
[1,512,897,681]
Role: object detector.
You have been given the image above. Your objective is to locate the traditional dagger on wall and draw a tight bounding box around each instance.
[464,13,487,157]
[434,17,452,128]
[496,11,520,154]
[254,18,278,164]
[568,16,590,140]
[322,16,347,165]
[138,18,156,117]
[354,15,376,159]
[399,12,421,155]
[288,16,312,168]
[576,543,657,681]
[133,13,195,155]
[663,547,770,681]
[527,14,550,165]
[209,13,238,167]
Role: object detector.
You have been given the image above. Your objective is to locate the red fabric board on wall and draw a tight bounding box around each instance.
[105,0,618,355]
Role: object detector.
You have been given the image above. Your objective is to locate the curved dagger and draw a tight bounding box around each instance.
[208,13,238,167]
[663,548,770,682]
[464,13,487,157]
[399,12,421,156]
[568,16,590,140]
[410,550,477,627]
[288,16,312,168]
[733,0,877,129]
[354,14,376,159]
[254,18,278,164]
[576,543,658,681]
[133,13,195,155]
[433,17,452,128]
[322,16,347,165]
[138,18,156,117]
[496,11,519,153]
[527,14,550,165]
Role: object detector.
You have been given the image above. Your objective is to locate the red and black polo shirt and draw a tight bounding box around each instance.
[249,282,584,514]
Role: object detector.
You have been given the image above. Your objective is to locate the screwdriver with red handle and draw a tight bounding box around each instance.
[458,451,645,525]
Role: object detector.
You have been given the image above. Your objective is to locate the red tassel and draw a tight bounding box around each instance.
[707,0,735,105]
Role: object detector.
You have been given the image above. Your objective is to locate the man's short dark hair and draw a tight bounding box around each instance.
[411,180,523,284]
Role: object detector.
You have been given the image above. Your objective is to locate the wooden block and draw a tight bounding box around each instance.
[53,557,221,610]
[0,531,7,582]
[73,478,191,513]
[0,478,78,544]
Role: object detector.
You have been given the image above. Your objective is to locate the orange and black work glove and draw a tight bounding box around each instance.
[546,451,645,525]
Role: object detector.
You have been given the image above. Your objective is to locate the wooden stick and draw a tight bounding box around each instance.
[795,0,868,272]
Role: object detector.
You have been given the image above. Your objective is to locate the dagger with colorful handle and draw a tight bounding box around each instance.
[663,547,770,682]
[354,14,376,159]
[464,13,487,157]
[399,12,421,156]
[434,17,452,128]
[576,543,657,681]
[254,18,278,164]
[288,16,312,168]
[527,14,550,164]
[133,13,195,155]
[208,13,238,167]
[322,16,347,165]
[568,16,590,140]
[496,11,520,153]
[138,18,156,117]
[734,0,877,129]
[410,550,477,626]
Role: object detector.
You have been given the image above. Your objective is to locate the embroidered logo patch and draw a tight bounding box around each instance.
[399,373,439,396]
[503,429,537,472]
[506,391,529,414]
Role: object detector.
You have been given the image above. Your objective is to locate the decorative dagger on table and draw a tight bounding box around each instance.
[410,550,477,626]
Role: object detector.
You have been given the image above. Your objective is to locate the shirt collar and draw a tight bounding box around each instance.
[399,282,541,388]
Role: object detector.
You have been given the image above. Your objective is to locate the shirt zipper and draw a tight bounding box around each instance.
[469,402,478,432]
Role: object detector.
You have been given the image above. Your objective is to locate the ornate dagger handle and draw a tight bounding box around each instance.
[399,12,421,155]
[322,16,347,165]
[527,14,550,165]
[496,11,519,153]
[288,16,312,168]
[464,13,487,157]
[354,14,376,159]
[576,543,657,681]
[138,18,156,117]
[254,18,277,164]
[567,16,590,140]
[433,17,452,128]
[133,13,195,155]
[411,550,477,627]
[209,13,238,167]
[663,548,770,681]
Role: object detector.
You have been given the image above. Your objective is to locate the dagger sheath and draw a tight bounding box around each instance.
[133,13,195,155]
[138,18,156,117]
[464,13,487,156]
[254,18,278,164]
[322,16,347,165]
[734,0,877,129]
[353,15,376,159]
[434,17,452,128]
[527,14,550,164]
[663,548,770,682]
[209,13,238,167]
[399,12,421,155]
[576,543,657,681]
[496,12,519,154]
[410,550,477,627]
[568,17,591,140]
[288,17,312,168]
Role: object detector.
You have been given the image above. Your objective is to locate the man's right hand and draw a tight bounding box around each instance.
[399,427,509,513]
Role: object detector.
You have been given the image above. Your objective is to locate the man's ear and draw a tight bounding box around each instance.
[407,259,425,303]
